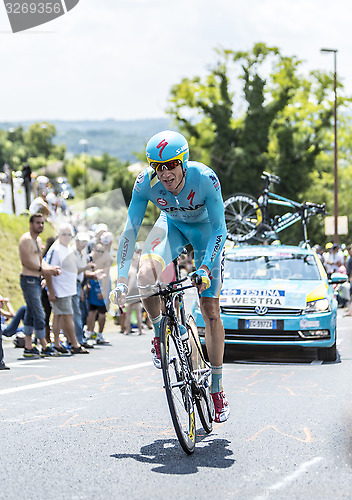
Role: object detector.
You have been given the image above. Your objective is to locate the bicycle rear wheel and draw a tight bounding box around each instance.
[187,316,213,434]
[224,193,262,243]
[160,317,196,454]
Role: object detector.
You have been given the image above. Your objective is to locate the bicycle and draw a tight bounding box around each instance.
[112,259,214,455]
[224,171,325,245]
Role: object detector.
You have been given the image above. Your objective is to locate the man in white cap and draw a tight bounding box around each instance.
[86,223,108,254]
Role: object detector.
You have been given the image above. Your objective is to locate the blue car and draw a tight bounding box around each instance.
[193,244,347,361]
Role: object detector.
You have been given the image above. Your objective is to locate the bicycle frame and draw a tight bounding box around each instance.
[223,172,325,245]
[258,173,324,245]
[126,260,213,453]
[125,260,209,376]
[262,191,304,232]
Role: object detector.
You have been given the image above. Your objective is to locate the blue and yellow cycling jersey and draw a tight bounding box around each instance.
[116,161,227,289]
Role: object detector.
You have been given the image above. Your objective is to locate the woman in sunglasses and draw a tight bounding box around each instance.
[113,130,229,423]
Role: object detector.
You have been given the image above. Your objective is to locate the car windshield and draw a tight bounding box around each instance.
[224,252,321,280]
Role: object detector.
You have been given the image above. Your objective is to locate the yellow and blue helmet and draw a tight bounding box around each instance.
[146,130,189,171]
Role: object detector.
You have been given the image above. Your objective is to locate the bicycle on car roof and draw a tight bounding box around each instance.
[224,171,326,246]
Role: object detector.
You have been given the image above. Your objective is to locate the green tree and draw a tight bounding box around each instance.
[168,43,301,196]
[1,126,28,169]
[88,153,121,182]
[24,122,57,158]
[66,157,86,188]
[110,162,136,205]
[167,43,350,206]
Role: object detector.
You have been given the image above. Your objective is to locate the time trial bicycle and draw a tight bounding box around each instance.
[224,171,325,245]
[116,259,214,455]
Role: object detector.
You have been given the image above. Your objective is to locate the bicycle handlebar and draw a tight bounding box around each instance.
[123,276,195,304]
[302,202,326,214]
[261,171,281,184]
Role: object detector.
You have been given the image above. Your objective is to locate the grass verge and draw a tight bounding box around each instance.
[0,213,55,309]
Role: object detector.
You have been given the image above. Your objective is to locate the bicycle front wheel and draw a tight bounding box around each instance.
[224,193,262,243]
[187,316,213,434]
[160,317,196,454]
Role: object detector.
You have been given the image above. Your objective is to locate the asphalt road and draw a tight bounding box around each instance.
[1,304,352,499]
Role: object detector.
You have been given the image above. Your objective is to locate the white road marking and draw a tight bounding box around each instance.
[254,457,323,499]
[7,361,48,367]
[0,361,152,395]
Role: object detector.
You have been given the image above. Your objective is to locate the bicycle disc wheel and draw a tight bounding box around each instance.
[160,317,196,454]
[187,316,214,434]
[224,193,262,243]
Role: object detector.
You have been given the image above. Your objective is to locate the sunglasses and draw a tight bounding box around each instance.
[150,159,182,171]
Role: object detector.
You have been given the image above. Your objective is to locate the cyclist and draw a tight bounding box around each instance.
[112,130,229,423]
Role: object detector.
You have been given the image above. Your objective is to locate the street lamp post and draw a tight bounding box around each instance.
[321,48,338,244]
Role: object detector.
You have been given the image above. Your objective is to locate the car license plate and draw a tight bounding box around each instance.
[245,319,277,329]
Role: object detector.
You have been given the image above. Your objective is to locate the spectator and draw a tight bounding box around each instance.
[41,236,56,342]
[85,243,110,344]
[312,244,324,265]
[86,223,108,254]
[0,320,8,370]
[0,267,26,370]
[124,249,144,335]
[91,232,113,305]
[101,230,114,253]
[0,295,26,338]
[22,163,32,210]
[46,192,58,221]
[346,244,352,283]
[323,243,344,277]
[344,245,352,317]
[44,223,89,354]
[72,232,95,349]
[18,213,61,357]
[29,192,52,220]
[57,194,68,216]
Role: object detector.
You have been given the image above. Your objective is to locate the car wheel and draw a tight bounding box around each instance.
[318,342,337,362]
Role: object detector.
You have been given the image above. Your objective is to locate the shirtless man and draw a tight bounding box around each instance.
[18,213,61,357]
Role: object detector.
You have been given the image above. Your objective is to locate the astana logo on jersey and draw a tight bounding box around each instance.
[4,0,80,33]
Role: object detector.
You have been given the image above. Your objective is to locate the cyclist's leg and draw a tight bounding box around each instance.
[138,214,187,367]
[186,227,229,422]
[166,221,225,368]
[197,257,225,385]
[198,292,229,422]
[138,213,187,322]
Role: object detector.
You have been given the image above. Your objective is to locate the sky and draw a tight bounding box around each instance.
[0,0,351,122]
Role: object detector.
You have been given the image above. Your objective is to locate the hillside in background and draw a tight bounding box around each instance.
[0,118,172,162]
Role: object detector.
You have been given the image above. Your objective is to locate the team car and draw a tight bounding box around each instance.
[193,244,347,361]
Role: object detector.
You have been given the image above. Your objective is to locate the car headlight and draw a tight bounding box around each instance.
[305,298,330,313]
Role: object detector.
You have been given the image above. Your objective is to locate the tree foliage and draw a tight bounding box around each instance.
[65,152,135,203]
[167,43,350,206]
[0,122,66,172]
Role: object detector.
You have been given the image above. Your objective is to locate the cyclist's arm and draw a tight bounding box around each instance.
[200,171,227,272]
[116,180,149,282]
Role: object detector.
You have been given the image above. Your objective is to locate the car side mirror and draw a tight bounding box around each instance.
[328,272,348,285]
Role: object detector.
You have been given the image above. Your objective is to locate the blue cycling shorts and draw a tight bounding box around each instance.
[140,212,224,298]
